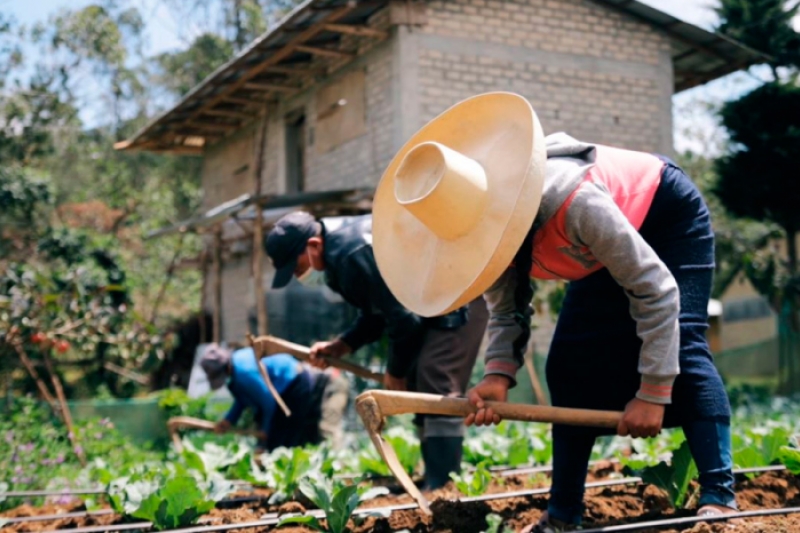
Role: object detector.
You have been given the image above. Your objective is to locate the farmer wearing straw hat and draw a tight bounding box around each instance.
[372,92,736,532]
[264,212,489,489]
[200,344,349,453]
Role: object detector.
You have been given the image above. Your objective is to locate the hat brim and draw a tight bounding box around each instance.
[373,92,546,317]
[272,259,297,289]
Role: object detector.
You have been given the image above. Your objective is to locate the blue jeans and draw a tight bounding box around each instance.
[548,421,737,525]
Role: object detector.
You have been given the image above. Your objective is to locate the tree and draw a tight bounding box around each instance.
[154,34,233,97]
[715,0,800,79]
[714,83,800,277]
[713,0,800,392]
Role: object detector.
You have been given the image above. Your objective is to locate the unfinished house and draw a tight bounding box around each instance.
[119,0,762,359]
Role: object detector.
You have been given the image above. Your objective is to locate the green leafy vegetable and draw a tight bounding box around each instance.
[107,470,232,530]
[357,427,420,476]
[277,477,388,533]
[778,446,800,474]
[483,513,506,533]
[638,439,698,508]
[450,462,492,497]
[263,447,315,503]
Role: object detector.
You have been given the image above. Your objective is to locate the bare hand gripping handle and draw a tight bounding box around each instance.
[253,335,384,383]
[355,390,622,515]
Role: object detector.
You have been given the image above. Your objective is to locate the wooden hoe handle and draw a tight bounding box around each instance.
[361,390,622,428]
[355,390,623,515]
[166,416,265,453]
[252,335,384,384]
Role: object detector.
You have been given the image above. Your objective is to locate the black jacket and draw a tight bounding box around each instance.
[321,215,426,378]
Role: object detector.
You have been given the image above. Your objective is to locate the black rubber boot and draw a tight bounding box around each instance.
[422,436,463,490]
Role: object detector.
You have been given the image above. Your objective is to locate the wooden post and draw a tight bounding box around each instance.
[252,208,268,335]
[524,342,548,406]
[12,341,58,408]
[42,350,86,466]
[199,249,209,343]
[252,105,270,335]
[149,234,185,324]
[212,227,223,344]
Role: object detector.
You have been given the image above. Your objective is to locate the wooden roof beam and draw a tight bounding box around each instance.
[173,5,355,131]
[322,23,388,39]
[204,108,254,119]
[222,96,263,106]
[243,82,297,93]
[185,121,239,132]
[262,65,327,75]
[295,44,354,59]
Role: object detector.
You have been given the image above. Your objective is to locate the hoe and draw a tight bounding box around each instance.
[356,390,623,514]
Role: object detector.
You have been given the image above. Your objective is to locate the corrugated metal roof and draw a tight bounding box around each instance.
[119,0,767,154]
[145,188,373,239]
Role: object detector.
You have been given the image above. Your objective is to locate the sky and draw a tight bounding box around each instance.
[0,0,782,153]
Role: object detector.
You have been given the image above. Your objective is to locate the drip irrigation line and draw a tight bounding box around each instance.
[2,489,106,497]
[33,478,645,533]
[14,464,793,529]
[734,464,786,475]
[458,477,643,504]
[579,505,800,532]
[5,496,269,525]
[4,510,114,525]
[39,522,152,533]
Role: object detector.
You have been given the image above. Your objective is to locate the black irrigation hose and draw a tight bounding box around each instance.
[579,506,800,532]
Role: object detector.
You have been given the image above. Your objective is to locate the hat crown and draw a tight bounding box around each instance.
[394,142,488,241]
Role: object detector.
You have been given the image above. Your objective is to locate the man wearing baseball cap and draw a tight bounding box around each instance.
[200,343,348,452]
[265,212,489,489]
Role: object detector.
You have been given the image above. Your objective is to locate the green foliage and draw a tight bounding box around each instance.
[483,514,506,533]
[450,462,493,497]
[357,426,420,476]
[262,446,316,503]
[278,476,389,533]
[464,422,552,468]
[638,440,698,509]
[715,0,800,73]
[0,396,160,511]
[732,426,789,478]
[157,388,212,419]
[108,469,232,530]
[778,445,800,473]
[714,81,800,289]
[154,33,233,97]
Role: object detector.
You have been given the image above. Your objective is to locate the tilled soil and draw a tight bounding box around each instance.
[3,470,800,532]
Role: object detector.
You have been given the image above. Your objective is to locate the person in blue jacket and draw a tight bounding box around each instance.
[200,344,349,452]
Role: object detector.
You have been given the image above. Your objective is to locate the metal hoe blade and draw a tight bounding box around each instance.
[356,393,432,514]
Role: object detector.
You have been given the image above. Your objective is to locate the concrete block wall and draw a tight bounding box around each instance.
[413,0,674,154]
[260,7,395,194]
[200,123,258,209]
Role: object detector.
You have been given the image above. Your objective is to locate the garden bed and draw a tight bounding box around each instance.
[5,469,800,532]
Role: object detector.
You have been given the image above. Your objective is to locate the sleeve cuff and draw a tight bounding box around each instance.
[636,374,676,405]
[484,358,521,388]
[339,332,364,353]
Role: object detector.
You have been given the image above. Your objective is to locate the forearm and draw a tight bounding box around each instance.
[340,313,384,351]
[482,268,533,387]
[224,399,245,425]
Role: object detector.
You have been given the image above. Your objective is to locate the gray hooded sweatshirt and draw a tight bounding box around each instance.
[482,133,680,405]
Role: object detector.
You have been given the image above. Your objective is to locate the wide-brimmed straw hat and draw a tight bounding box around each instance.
[372,92,546,317]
